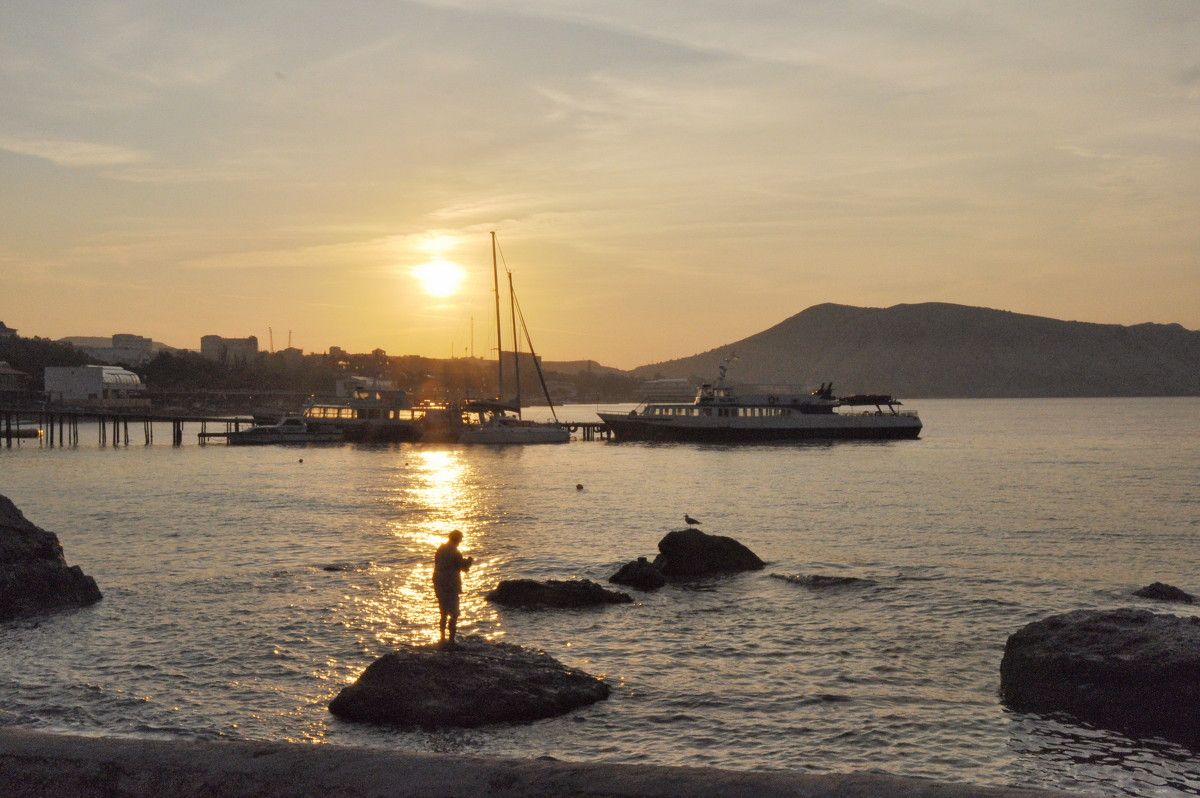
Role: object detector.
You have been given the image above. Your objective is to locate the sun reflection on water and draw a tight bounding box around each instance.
[406,449,476,546]
[338,449,503,651]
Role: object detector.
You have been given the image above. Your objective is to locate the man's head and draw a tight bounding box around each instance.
[448,529,463,544]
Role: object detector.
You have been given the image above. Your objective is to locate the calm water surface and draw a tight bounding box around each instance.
[2,398,1198,796]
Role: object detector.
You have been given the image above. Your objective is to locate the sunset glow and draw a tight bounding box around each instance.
[411,260,466,298]
[2,2,1197,365]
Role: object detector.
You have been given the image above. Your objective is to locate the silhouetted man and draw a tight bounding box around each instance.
[433,529,474,644]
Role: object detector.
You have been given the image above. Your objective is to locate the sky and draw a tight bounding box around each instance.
[2,1,1198,369]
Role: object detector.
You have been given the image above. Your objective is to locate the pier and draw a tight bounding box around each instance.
[0,406,612,447]
[0,407,262,448]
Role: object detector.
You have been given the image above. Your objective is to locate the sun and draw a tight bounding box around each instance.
[412,259,466,297]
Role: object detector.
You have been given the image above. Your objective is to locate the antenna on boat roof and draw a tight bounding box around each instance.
[716,351,738,388]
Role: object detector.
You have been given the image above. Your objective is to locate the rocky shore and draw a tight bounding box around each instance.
[1000,608,1200,746]
[0,727,1088,798]
[0,493,101,620]
[329,636,609,727]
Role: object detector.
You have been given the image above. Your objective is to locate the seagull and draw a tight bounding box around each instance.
[683,514,701,526]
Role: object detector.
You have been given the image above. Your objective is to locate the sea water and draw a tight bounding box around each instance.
[1,398,1198,796]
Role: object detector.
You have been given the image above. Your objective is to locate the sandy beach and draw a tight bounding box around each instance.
[0,727,1092,798]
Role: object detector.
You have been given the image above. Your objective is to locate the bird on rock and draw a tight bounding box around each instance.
[684,514,701,526]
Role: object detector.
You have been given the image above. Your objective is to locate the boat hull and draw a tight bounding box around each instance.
[459,425,569,444]
[337,421,421,443]
[597,412,921,443]
[226,431,345,445]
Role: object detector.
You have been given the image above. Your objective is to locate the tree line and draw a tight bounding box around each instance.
[0,337,641,406]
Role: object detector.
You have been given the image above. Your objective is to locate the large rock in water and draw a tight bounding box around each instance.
[1133,582,1195,604]
[772,573,878,589]
[329,636,610,727]
[1000,609,1200,746]
[609,557,667,591]
[0,494,102,621]
[486,578,632,608]
[652,528,764,578]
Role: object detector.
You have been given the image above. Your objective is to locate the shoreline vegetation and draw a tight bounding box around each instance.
[0,728,1083,798]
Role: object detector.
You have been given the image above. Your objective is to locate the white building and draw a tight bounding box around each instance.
[336,375,395,398]
[44,366,150,408]
[78,333,156,365]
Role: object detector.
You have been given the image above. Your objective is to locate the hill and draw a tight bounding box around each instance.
[630,303,1200,398]
[542,359,628,377]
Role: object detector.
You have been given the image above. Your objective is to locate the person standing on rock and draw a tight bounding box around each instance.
[433,529,474,645]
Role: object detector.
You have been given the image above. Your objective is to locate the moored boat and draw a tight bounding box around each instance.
[300,393,422,443]
[459,400,569,444]
[225,417,345,445]
[455,232,570,445]
[597,363,921,443]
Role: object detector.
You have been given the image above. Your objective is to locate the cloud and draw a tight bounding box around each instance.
[0,137,152,168]
[3,0,1198,358]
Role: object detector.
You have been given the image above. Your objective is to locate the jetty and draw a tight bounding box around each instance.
[1,406,262,448]
[0,405,612,447]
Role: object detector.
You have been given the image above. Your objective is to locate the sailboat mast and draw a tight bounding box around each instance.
[491,231,503,401]
[509,270,521,417]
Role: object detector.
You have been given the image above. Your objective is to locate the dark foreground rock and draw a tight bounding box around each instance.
[329,636,609,727]
[652,528,765,578]
[1000,608,1200,746]
[1133,582,1195,604]
[487,578,633,608]
[771,573,878,589]
[609,557,667,591]
[0,494,101,621]
[0,727,1085,798]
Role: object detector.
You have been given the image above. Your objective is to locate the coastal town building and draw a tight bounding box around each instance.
[74,333,157,365]
[0,322,17,340]
[0,361,31,403]
[276,347,305,364]
[43,366,150,408]
[200,335,259,364]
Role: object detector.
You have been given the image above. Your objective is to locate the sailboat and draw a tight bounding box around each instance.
[458,233,570,444]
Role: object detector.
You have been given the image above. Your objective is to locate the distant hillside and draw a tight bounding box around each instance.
[631,303,1200,398]
[543,359,627,377]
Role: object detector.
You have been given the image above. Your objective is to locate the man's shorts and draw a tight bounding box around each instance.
[435,586,460,615]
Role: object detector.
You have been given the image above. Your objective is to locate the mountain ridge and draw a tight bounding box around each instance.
[630,303,1200,398]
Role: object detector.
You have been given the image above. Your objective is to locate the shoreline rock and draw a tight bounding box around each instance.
[609,557,667,591]
[1133,582,1195,604]
[486,578,633,608]
[1000,608,1200,747]
[772,573,878,589]
[0,727,1086,798]
[0,493,102,621]
[329,636,609,727]
[652,528,764,578]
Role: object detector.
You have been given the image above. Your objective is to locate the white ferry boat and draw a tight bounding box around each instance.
[598,364,921,443]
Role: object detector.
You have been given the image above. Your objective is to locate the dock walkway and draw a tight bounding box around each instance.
[1,405,611,447]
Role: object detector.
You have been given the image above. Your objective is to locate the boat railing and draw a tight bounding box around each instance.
[839,409,920,417]
[731,383,810,395]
